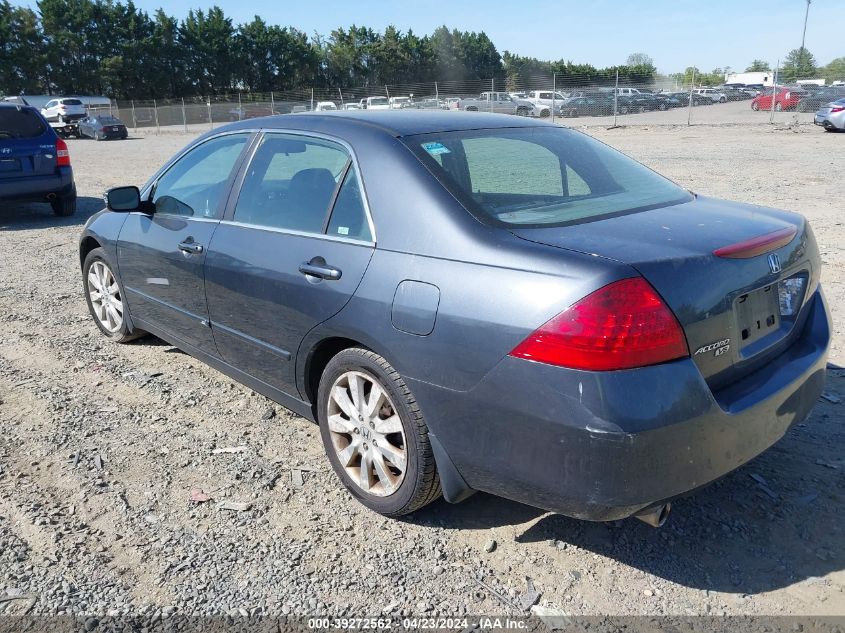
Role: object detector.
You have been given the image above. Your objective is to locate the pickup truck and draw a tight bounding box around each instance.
[451,92,538,116]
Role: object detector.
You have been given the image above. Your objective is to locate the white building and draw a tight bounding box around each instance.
[724,71,774,86]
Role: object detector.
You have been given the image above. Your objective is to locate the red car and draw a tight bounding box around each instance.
[751,87,807,112]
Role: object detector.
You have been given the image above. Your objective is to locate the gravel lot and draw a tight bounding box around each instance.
[1,121,843,621]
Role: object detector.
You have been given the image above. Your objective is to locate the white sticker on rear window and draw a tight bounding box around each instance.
[337,226,349,235]
[422,142,451,156]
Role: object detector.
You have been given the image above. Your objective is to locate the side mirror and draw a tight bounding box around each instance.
[104,186,141,212]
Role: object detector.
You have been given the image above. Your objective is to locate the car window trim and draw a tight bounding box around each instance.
[322,159,353,234]
[142,130,257,221]
[223,129,377,245]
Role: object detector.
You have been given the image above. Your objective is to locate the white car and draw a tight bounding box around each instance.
[694,88,727,104]
[523,90,568,116]
[389,96,412,109]
[364,96,391,110]
[341,103,361,111]
[41,98,87,123]
[314,101,338,111]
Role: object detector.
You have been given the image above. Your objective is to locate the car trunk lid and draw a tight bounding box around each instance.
[510,196,819,388]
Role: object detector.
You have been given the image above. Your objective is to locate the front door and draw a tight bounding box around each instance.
[117,132,252,352]
[205,132,376,394]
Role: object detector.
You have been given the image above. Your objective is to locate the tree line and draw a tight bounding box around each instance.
[0,0,658,99]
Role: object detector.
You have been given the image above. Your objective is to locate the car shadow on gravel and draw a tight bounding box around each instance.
[0,196,103,231]
[412,368,845,596]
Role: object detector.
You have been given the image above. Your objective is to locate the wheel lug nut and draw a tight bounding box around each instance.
[369,422,375,429]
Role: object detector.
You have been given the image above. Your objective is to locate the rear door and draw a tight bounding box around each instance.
[205,131,375,394]
[117,132,253,353]
[0,108,56,182]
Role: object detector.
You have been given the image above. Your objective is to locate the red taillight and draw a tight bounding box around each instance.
[831,106,845,113]
[56,138,70,167]
[509,277,689,371]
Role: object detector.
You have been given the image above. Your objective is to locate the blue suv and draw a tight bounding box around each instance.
[0,103,76,216]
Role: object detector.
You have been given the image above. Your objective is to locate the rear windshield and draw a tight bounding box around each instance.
[62,99,83,105]
[0,107,47,138]
[97,115,120,123]
[369,97,388,105]
[404,126,691,228]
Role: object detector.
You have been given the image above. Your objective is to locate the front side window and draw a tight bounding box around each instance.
[233,134,349,233]
[405,127,691,228]
[152,133,249,218]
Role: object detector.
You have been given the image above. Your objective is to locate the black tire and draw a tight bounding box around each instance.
[317,347,441,517]
[658,103,667,111]
[50,192,76,217]
[752,101,760,111]
[82,247,146,343]
[569,109,578,118]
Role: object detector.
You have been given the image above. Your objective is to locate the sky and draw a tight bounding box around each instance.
[25,0,843,73]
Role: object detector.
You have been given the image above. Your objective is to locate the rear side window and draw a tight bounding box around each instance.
[327,169,372,241]
[62,99,83,106]
[233,133,348,233]
[0,108,47,139]
[406,127,691,228]
[234,133,372,241]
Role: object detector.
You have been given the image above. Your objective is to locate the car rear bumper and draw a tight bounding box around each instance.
[815,114,844,129]
[0,166,75,201]
[413,288,830,521]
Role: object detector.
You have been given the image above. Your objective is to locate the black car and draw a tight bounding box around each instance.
[797,88,845,112]
[664,91,711,106]
[78,115,128,140]
[0,103,76,216]
[561,96,615,117]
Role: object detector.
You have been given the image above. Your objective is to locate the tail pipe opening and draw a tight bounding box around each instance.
[635,502,671,528]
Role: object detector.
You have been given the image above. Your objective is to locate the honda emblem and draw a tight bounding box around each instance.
[767,253,781,274]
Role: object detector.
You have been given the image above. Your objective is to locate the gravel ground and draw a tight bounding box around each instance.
[0,122,843,621]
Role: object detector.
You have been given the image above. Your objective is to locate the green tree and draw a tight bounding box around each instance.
[179,6,235,95]
[745,59,771,72]
[820,56,845,83]
[0,1,47,94]
[626,52,655,71]
[781,47,817,82]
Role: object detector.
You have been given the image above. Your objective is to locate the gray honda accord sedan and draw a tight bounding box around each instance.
[79,111,830,525]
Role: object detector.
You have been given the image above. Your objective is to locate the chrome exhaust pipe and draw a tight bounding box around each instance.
[635,503,671,528]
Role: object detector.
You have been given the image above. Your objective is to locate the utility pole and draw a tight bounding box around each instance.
[800,0,811,54]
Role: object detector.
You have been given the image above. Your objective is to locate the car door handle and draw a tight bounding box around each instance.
[299,260,342,281]
[178,241,203,254]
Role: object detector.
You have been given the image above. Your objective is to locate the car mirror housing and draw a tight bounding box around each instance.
[104,186,142,212]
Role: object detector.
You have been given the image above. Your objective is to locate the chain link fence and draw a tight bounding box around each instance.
[85,66,838,134]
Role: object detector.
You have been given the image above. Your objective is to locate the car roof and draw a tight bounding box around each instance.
[0,102,38,113]
[226,110,555,137]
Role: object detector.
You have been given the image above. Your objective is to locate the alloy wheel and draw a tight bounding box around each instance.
[327,370,407,497]
[87,260,124,333]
